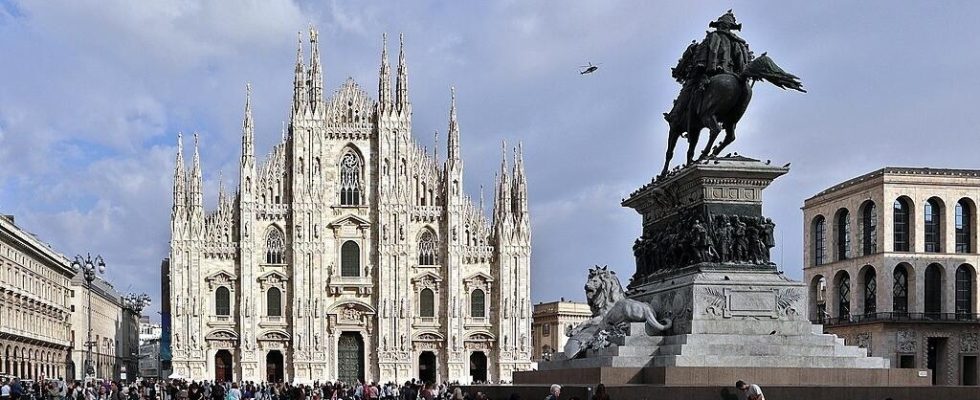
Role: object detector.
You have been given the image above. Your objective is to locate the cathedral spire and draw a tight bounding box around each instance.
[189,133,205,238]
[308,26,324,111]
[242,83,255,166]
[218,170,226,204]
[494,140,512,227]
[378,33,393,112]
[512,142,529,220]
[433,130,439,165]
[447,86,460,162]
[292,32,309,115]
[395,33,410,113]
[172,133,187,229]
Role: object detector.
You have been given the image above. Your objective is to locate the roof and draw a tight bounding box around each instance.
[807,166,980,201]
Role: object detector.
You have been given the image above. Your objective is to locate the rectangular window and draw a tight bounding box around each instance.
[542,323,550,337]
[900,354,915,368]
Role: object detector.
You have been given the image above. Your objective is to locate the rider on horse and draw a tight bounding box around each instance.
[665,10,753,125]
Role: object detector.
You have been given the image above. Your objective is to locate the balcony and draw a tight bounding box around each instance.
[818,312,980,327]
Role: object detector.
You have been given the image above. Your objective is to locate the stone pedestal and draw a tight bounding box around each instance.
[521,157,914,386]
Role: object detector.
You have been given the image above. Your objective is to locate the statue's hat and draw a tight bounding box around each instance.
[709,10,742,30]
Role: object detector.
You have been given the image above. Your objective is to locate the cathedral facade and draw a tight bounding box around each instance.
[166,29,533,384]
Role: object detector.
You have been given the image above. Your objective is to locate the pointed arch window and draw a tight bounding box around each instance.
[893,265,909,314]
[956,200,972,253]
[862,202,877,256]
[418,231,437,265]
[340,151,362,206]
[266,228,285,264]
[894,198,910,252]
[215,287,230,316]
[267,287,282,317]
[471,289,486,318]
[925,199,941,253]
[420,288,435,318]
[341,241,360,277]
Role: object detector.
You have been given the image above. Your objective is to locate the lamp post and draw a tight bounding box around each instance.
[124,293,150,381]
[70,254,105,381]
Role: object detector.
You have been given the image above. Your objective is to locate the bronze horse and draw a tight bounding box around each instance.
[661,54,805,177]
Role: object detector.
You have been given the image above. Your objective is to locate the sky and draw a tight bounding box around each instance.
[3,1,980,318]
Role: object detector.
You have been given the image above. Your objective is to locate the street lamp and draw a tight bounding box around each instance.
[124,293,150,381]
[71,253,105,381]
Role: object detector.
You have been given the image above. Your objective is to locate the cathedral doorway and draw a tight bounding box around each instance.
[266,350,284,383]
[418,351,436,383]
[337,332,364,384]
[469,351,487,383]
[214,350,233,383]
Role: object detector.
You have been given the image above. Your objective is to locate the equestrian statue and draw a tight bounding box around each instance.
[661,10,805,177]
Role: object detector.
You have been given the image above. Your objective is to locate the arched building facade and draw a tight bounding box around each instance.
[803,167,980,386]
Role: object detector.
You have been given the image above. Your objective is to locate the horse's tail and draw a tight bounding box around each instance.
[644,305,672,334]
[741,53,806,93]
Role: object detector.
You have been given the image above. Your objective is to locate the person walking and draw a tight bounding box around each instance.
[590,384,609,400]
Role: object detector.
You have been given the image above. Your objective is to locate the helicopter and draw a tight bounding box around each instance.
[579,62,600,75]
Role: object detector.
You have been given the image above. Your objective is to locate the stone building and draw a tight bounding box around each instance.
[530,299,590,361]
[138,316,162,378]
[0,215,74,380]
[166,29,533,384]
[68,275,140,381]
[803,167,980,385]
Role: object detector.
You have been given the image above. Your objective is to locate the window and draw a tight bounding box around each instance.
[925,199,941,253]
[863,268,877,315]
[956,200,972,253]
[418,231,437,265]
[267,287,282,317]
[215,287,230,316]
[894,198,910,252]
[471,289,486,318]
[339,151,362,206]
[837,273,850,318]
[862,202,877,256]
[813,216,826,265]
[925,263,943,315]
[956,265,973,315]
[836,209,851,261]
[542,323,550,336]
[420,288,435,318]
[341,241,360,277]
[266,228,285,264]
[893,265,909,313]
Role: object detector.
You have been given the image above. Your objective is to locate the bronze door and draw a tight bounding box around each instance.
[469,351,487,383]
[266,350,284,383]
[214,350,233,382]
[337,332,364,384]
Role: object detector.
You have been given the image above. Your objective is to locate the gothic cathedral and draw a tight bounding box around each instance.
[167,29,533,384]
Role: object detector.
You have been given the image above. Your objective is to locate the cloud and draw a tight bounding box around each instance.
[5,0,980,314]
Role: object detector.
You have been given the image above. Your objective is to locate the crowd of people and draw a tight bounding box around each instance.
[0,376,767,400]
[0,377,507,400]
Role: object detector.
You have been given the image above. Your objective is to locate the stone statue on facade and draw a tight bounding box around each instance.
[660,10,805,177]
[564,266,672,358]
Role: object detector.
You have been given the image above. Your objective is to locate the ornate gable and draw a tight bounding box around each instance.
[259,329,290,342]
[463,271,493,292]
[328,78,375,128]
[414,331,445,342]
[257,270,289,289]
[328,214,371,229]
[412,271,443,291]
[205,270,236,290]
[205,329,239,341]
